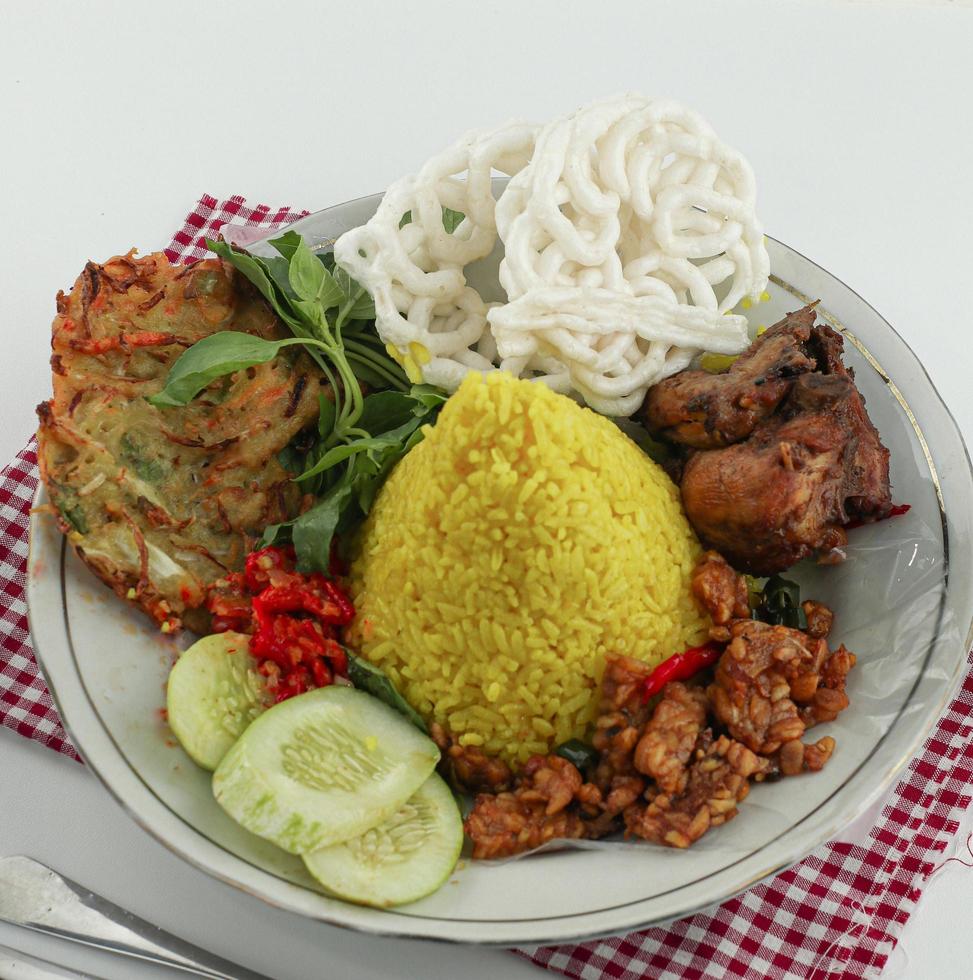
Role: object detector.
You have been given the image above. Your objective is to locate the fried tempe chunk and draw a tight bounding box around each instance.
[803,599,835,639]
[36,252,324,631]
[591,656,655,810]
[431,722,513,794]
[692,550,750,631]
[709,619,854,776]
[633,682,708,794]
[641,305,819,450]
[625,732,769,848]
[465,756,593,860]
[465,620,855,858]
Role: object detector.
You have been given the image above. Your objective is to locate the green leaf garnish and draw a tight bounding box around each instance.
[153,232,446,575]
[147,333,308,408]
[554,739,598,774]
[751,574,808,630]
[346,650,427,733]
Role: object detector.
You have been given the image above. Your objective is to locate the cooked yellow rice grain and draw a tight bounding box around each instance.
[346,372,709,766]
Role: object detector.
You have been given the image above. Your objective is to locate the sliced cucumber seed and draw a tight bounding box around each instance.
[281,723,386,793]
[166,631,269,772]
[347,795,437,865]
[212,686,440,855]
[303,773,464,908]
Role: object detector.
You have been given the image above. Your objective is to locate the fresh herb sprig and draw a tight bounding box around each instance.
[264,383,447,571]
[148,231,447,573]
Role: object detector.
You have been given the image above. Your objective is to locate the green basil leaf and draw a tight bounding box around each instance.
[611,417,672,464]
[290,298,330,330]
[346,650,427,733]
[332,264,375,328]
[206,240,300,330]
[147,332,307,408]
[408,384,449,411]
[267,230,302,261]
[317,394,336,439]
[358,390,424,434]
[286,238,345,310]
[296,413,427,482]
[345,292,376,321]
[333,264,359,301]
[292,480,356,573]
[261,256,300,303]
[259,519,294,549]
[752,574,807,630]
[401,424,428,454]
[355,471,383,515]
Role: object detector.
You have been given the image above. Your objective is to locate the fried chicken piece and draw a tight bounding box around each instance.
[680,370,892,574]
[37,252,324,632]
[641,305,819,450]
[430,723,513,794]
[692,551,750,627]
[625,733,769,848]
[642,304,892,576]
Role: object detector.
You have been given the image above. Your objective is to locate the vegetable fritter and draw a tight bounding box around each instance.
[36,251,324,632]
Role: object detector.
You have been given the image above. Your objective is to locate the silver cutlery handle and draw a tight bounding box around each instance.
[0,856,271,980]
[0,942,101,979]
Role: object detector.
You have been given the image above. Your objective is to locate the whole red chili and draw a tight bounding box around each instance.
[641,642,723,703]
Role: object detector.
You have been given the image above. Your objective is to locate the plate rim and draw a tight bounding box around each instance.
[25,217,973,946]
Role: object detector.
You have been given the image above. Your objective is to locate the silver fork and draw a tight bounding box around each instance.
[0,856,272,979]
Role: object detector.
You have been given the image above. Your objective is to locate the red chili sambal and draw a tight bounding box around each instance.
[205,545,354,703]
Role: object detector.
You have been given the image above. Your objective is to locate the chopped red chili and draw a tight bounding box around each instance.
[641,642,723,703]
[205,545,354,703]
[845,502,911,531]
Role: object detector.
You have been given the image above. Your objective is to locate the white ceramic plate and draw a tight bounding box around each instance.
[26,193,973,946]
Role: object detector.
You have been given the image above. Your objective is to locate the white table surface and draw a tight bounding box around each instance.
[3,1,973,977]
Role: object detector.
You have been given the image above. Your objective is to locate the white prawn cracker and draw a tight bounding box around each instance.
[334,94,770,415]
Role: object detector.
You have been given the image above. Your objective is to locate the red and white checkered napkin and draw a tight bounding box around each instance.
[6,196,973,980]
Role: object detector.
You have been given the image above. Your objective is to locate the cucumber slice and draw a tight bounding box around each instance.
[166,632,269,771]
[303,773,463,907]
[212,686,440,854]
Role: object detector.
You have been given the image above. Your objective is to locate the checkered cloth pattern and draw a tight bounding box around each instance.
[4,194,973,980]
[163,193,309,264]
[0,440,79,761]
